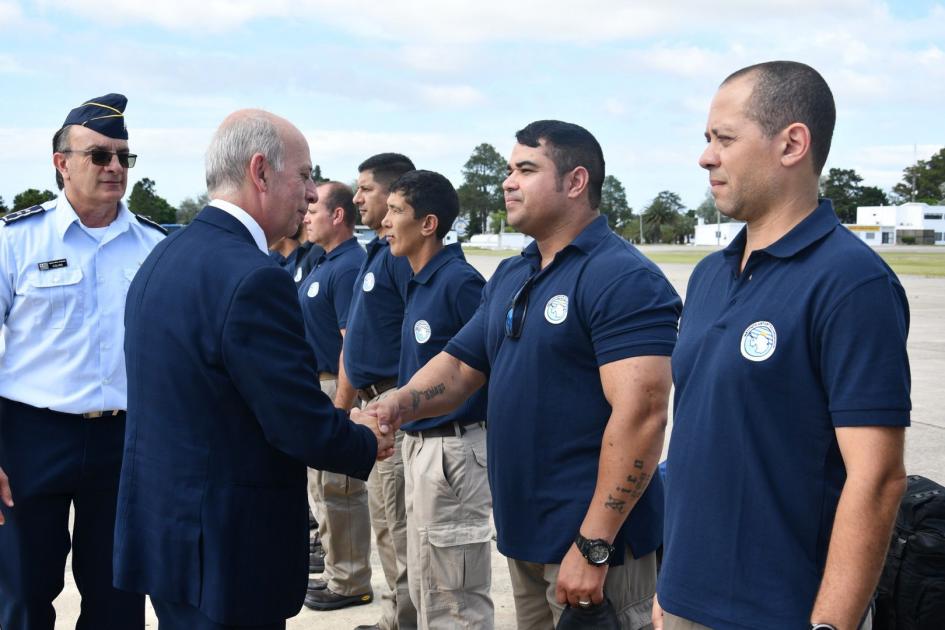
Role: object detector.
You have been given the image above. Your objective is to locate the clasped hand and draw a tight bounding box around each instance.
[350,401,403,461]
[0,466,13,526]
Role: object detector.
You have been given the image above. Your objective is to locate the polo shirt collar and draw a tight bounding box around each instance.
[55,194,131,241]
[521,214,609,266]
[412,243,464,286]
[722,199,839,263]
[366,235,389,255]
[325,236,359,261]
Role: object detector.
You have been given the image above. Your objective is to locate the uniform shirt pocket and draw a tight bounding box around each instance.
[18,268,85,329]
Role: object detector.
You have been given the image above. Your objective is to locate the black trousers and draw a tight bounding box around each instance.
[0,398,144,630]
[152,598,287,630]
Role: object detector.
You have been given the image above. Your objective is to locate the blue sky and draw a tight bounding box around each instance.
[1,0,943,213]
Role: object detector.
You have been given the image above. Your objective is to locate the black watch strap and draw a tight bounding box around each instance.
[574,533,615,566]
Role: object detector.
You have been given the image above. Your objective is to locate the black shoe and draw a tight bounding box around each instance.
[303,587,373,611]
[309,548,325,573]
[306,577,327,593]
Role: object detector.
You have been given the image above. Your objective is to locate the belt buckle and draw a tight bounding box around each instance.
[82,410,121,419]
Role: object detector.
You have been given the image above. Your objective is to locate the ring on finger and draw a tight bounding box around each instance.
[577,600,592,608]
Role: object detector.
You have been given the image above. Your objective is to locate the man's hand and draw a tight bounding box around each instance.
[652,593,664,630]
[0,466,13,526]
[554,543,608,608]
[365,395,404,437]
[350,407,395,460]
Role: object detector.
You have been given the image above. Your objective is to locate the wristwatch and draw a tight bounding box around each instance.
[574,533,615,566]
[810,624,838,630]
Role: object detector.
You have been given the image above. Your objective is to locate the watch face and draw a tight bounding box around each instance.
[588,544,610,564]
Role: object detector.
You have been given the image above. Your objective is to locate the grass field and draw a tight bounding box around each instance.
[462,246,945,277]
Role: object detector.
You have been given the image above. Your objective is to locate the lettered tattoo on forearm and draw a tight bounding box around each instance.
[409,383,446,412]
[605,459,652,515]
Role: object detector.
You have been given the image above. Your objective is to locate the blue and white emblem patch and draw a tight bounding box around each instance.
[544,295,569,325]
[307,282,320,298]
[414,320,432,344]
[362,272,375,292]
[741,321,777,362]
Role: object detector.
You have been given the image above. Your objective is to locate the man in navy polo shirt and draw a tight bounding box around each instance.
[654,62,910,630]
[382,169,491,628]
[297,181,374,612]
[344,153,418,630]
[368,121,681,629]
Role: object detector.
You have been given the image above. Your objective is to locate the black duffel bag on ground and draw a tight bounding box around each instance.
[874,474,945,630]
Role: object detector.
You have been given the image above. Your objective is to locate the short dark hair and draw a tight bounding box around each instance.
[723,61,836,175]
[515,120,605,209]
[52,126,70,190]
[319,181,357,228]
[358,153,416,191]
[389,170,458,239]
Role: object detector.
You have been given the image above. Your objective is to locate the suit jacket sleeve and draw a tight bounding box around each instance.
[222,264,376,479]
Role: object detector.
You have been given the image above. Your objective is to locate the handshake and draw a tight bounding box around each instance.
[350,396,405,461]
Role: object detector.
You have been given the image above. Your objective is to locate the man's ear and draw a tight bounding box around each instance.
[780,122,811,169]
[53,152,69,183]
[249,153,268,192]
[565,166,590,200]
[422,214,439,238]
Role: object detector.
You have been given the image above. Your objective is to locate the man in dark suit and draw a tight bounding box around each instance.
[113,109,393,630]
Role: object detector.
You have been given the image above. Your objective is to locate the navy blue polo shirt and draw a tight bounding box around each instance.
[445,215,681,564]
[297,237,366,375]
[398,244,487,433]
[659,200,911,630]
[344,237,412,389]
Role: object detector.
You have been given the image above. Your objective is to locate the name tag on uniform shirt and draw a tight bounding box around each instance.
[37,259,68,271]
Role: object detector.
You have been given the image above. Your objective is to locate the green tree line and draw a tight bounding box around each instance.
[3,148,943,239]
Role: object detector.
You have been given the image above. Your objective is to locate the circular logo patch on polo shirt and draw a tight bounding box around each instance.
[544,295,569,325]
[362,272,375,292]
[414,320,432,344]
[307,281,320,298]
[741,321,777,362]
[294,267,303,282]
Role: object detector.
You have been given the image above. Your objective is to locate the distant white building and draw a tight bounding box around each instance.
[851,202,945,246]
[693,218,744,247]
[464,232,534,250]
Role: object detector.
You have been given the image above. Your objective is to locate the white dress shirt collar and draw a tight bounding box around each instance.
[209,198,268,254]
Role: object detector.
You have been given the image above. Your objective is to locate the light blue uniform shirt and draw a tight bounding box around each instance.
[0,195,164,414]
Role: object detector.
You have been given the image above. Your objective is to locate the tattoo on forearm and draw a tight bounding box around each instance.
[612,464,653,506]
[605,494,627,514]
[410,383,446,411]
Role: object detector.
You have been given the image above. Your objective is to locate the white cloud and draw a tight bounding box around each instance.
[399,45,473,73]
[0,1,21,26]
[416,84,486,108]
[603,98,625,116]
[32,0,905,43]
[0,53,26,74]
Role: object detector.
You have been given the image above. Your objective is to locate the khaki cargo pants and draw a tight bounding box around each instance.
[403,422,494,629]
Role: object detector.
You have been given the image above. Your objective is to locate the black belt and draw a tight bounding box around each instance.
[357,377,398,401]
[405,420,484,438]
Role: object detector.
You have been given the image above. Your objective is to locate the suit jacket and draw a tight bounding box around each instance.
[113,206,376,625]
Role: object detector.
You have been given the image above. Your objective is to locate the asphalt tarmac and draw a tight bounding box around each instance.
[49,246,945,629]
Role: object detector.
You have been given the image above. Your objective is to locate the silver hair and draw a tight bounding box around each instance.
[205,112,285,196]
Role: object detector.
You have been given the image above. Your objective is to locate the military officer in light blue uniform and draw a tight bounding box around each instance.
[0,93,165,630]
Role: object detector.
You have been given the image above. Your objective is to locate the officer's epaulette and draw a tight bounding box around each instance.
[0,204,46,225]
[134,214,169,235]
